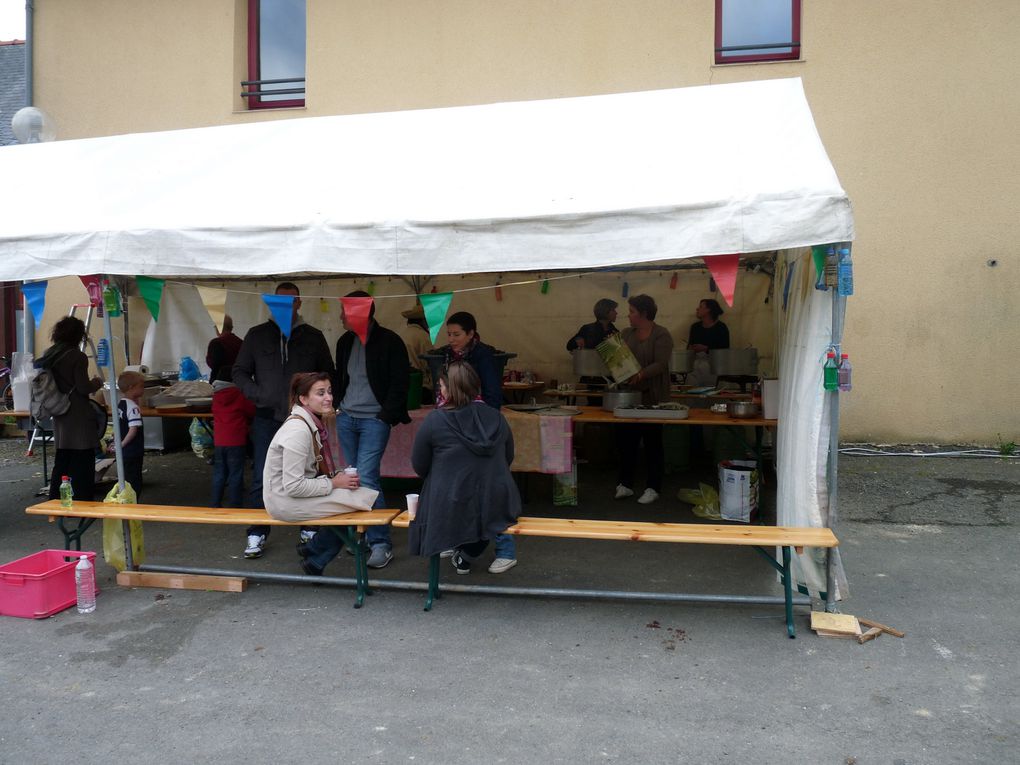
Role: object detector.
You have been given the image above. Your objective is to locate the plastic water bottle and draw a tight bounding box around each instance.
[837,247,854,296]
[823,352,839,391]
[75,556,96,614]
[102,280,121,317]
[59,475,74,508]
[838,354,853,392]
[96,338,110,367]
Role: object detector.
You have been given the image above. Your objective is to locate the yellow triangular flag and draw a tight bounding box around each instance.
[196,286,227,332]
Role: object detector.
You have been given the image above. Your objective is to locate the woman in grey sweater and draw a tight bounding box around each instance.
[407,362,521,573]
[37,317,104,501]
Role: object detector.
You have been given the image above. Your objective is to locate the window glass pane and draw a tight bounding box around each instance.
[721,0,794,58]
[259,0,305,102]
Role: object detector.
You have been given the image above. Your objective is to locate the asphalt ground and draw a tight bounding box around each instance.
[0,434,1018,764]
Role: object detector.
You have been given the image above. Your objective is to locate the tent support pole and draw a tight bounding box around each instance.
[825,251,848,612]
[102,276,132,570]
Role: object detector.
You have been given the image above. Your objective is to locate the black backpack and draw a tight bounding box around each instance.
[31,349,73,420]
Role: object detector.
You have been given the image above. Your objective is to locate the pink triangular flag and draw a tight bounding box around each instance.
[704,254,740,307]
[339,296,374,345]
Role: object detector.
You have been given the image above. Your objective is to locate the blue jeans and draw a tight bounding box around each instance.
[338,412,391,550]
[247,416,281,536]
[494,533,516,559]
[212,445,246,508]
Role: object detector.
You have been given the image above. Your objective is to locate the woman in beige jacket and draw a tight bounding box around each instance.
[263,373,378,528]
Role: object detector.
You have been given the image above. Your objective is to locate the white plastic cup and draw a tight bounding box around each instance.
[406,493,419,520]
[344,466,358,477]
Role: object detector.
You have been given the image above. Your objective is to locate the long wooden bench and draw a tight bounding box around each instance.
[27,500,401,608]
[392,512,838,637]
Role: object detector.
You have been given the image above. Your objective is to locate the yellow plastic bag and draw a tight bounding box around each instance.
[102,481,146,572]
[677,483,721,520]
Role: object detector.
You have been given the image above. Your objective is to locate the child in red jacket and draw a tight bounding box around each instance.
[211,379,255,508]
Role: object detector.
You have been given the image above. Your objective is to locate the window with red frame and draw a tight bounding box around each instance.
[715,0,801,65]
[244,0,306,109]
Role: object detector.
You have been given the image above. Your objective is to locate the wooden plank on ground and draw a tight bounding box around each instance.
[811,611,861,636]
[117,570,247,592]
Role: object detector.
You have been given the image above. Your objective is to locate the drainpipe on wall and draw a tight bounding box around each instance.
[21,0,35,356]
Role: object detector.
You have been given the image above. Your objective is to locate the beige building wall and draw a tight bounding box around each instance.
[28,0,1020,443]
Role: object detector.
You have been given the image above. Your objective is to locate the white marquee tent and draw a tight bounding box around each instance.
[0,77,853,603]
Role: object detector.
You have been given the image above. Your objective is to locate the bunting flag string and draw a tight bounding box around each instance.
[703,254,740,308]
[135,276,165,322]
[339,296,374,345]
[196,286,228,332]
[262,293,296,338]
[79,275,102,307]
[420,292,454,344]
[22,280,48,330]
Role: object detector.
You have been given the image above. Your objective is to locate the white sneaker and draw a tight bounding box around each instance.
[299,529,317,544]
[614,484,634,500]
[439,549,455,559]
[637,488,660,505]
[244,534,267,558]
[488,558,517,574]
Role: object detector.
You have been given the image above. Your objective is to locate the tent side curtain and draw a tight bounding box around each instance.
[0,78,853,281]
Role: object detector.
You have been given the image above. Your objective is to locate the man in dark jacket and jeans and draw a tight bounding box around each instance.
[306,290,409,569]
[232,282,336,558]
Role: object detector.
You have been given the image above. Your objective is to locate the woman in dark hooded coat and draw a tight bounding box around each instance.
[408,362,521,573]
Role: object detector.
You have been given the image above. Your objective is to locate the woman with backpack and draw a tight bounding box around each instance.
[36,316,104,501]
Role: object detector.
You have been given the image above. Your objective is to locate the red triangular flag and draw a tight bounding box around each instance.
[339,296,374,345]
[79,275,102,307]
[703,254,740,308]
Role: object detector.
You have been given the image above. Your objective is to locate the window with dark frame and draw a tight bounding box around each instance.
[243,0,306,109]
[715,0,801,65]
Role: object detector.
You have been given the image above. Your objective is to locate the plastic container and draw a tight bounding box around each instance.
[838,354,852,392]
[75,556,96,614]
[0,550,98,619]
[837,247,854,296]
[59,476,73,507]
[823,352,838,391]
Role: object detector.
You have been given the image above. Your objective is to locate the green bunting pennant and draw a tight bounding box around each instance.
[420,291,454,344]
[135,276,165,322]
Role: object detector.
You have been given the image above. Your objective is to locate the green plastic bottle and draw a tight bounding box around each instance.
[59,475,73,508]
[823,352,839,391]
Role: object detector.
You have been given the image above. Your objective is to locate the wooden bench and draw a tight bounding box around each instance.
[392,512,838,637]
[26,500,401,608]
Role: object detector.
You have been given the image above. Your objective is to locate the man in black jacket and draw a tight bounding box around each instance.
[232,282,336,558]
[324,290,410,569]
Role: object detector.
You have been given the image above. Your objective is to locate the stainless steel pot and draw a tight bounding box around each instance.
[669,349,695,374]
[709,348,759,377]
[726,400,761,419]
[601,388,642,412]
[572,349,609,378]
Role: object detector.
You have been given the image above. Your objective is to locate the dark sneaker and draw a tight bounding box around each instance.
[299,558,323,577]
[451,552,471,575]
[366,547,393,569]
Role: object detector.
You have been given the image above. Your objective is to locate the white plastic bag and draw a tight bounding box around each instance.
[718,460,759,523]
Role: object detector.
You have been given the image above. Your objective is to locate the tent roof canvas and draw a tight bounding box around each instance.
[0,77,852,280]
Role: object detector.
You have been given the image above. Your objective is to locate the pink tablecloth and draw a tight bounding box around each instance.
[337,406,573,478]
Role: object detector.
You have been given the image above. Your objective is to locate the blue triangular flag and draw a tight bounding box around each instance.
[262,293,295,338]
[22,280,48,330]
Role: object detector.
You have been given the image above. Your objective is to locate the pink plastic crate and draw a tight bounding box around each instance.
[0,550,98,619]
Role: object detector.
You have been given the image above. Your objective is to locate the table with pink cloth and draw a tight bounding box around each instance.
[336,406,573,478]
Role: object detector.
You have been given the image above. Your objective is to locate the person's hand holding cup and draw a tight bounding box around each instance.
[406,493,419,521]
[332,466,360,490]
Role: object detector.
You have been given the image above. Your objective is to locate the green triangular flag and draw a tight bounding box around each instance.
[811,245,828,280]
[135,276,165,322]
[420,291,454,344]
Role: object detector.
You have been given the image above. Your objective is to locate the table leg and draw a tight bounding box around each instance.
[57,516,96,550]
[425,553,441,611]
[782,545,796,638]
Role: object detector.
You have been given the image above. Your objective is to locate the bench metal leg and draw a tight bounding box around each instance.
[782,545,795,638]
[329,526,369,608]
[425,554,441,611]
[57,517,96,551]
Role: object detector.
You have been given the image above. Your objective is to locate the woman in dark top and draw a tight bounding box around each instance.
[37,316,104,501]
[565,298,619,351]
[408,362,521,573]
[688,299,730,352]
[435,311,502,409]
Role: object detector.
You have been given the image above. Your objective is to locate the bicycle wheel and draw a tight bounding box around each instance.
[1,382,11,411]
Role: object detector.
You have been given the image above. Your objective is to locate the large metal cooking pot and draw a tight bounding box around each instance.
[669,349,695,374]
[726,400,761,419]
[709,348,759,377]
[572,349,610,378]
[601,388,642,412]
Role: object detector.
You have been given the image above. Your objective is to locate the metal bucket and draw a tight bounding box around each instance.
[709,348,759,377]
[572,349,609,378]
[601,388,642,412]
[669,349,695,373]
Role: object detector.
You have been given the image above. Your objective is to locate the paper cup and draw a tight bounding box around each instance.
[344,466,358,477]
[406,493,419,520]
